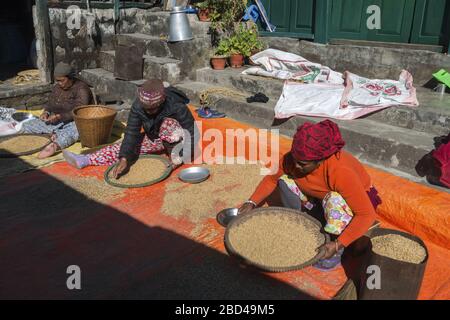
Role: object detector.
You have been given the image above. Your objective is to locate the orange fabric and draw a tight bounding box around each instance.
[249,151,377,247]
[0,105,448,300]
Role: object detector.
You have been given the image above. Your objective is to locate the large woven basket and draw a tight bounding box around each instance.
[73,105,117,148]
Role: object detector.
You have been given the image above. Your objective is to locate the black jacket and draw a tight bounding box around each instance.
[118,87,197,163]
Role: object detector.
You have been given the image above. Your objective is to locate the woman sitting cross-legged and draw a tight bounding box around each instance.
[63,79,198,178]
[22,62,93,158]
[238,120,382,271]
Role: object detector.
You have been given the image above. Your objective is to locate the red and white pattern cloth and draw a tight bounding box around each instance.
[88,118,184,166]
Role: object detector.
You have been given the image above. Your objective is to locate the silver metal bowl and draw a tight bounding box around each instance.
[216,208,239,227]
[12,112,37,122]
[178,166,210,184]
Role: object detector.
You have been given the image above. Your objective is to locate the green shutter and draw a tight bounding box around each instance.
[259,0,314,38]
[328,0,370,40]
[410,0,450,45]
[367,0,416,43]
[289,0,314,35]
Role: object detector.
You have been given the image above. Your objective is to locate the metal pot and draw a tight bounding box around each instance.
[168,6,193,43]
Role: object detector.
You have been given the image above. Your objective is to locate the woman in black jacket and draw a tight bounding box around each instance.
[63,79,198,178]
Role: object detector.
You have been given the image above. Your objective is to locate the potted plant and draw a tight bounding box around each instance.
[228,25,251,68]
[209,0,248,45]
[211,38,229,70]
[196,1,212,22]
[246,25,265,65]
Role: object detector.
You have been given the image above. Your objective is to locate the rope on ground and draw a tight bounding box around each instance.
[199,87,248,106]
[12,70,41,86]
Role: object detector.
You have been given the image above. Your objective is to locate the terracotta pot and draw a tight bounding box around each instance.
[211,57,227,70]
[197,8,210,22]
[229,54,244,68]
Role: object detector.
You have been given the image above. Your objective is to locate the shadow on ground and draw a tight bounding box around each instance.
[0,150,315,299]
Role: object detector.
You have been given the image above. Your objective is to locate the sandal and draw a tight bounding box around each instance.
[197,107,226,119]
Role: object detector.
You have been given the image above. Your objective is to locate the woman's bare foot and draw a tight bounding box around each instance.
[37,142,59,159]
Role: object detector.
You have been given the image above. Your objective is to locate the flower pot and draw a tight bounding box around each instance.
[211,57,227,70]
[229,54,244,68]
[197,8,210,22]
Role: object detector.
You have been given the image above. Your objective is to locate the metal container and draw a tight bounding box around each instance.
[12,112,37,122]
[434,84,447,95]
[168,6,193,42]
[178,166,210,183]
[216,208,239,227]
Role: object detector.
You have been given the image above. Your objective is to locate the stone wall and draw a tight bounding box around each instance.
[46,8,148,73]
[263,37,450,86]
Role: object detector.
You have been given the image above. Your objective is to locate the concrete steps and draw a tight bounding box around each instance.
[99,50,183,84]
[174,81,438,181]
[78,67,445,189]
[196,67,450,136]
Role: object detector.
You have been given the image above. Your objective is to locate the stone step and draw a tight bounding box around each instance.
[175,81,439,182]
[79,68,144,104]
[116,33,212,80]
[135,11,211,38]
[99,50,183,84]
[196,67,450,136]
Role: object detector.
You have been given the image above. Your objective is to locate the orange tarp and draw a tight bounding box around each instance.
[0,105,448,299]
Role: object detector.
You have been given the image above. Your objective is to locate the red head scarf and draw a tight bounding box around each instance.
[291,120,346,161]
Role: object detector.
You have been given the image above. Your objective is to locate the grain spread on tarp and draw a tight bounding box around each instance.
[162,159,265,224]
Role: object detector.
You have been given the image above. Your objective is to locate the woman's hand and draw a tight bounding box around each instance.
[169,162,182,171]
[317,240,344,260]
[238,202,256,215]
[40,112,49,121]
[113,158,128,179]
[46,114,62,124]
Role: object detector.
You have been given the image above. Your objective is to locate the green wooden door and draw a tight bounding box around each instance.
[367,0,416,43]
[259,0,315,38]
[410,0,450,45]
[329,0,370,40]
[329,0,417,43]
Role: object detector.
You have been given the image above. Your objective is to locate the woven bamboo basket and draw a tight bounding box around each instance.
[73,105,117,148]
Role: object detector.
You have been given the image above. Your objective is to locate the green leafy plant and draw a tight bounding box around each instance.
[243,23,265,53]
[195,1,210,10]
[207,2,265,58]
[214,38,231,57]
[225,23,263,57]
[210,0,248,38]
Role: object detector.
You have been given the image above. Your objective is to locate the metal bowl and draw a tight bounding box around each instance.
[178,166,210,184]
[216,208,239,227]
[12,112,37,122]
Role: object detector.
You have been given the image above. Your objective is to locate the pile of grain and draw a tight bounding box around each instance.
[0,135,50,155]
[107,157,169,185]
[228,211,324,269]
[162,160,265,224]
[52,174,124,204]
[371,234,427,264]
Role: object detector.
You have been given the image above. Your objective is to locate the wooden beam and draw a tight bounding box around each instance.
[34,0,54,83]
